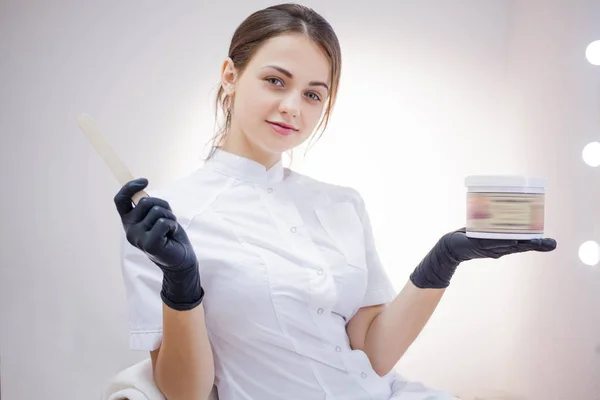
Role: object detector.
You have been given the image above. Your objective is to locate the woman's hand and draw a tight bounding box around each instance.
[410,228,557,289]
[443,227,556,262]
[114,178,204,310]
[114,178,197,272]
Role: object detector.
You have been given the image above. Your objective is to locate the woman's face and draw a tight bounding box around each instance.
[221,33,331,163]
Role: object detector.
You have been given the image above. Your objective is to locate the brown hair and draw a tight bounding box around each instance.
[205,3,342,162]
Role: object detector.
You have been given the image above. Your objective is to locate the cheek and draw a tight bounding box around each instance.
[235,89,273,122]
[302,105,326,132]
[307,105,325,123]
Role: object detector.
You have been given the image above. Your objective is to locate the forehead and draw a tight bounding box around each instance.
[247,33,331,84]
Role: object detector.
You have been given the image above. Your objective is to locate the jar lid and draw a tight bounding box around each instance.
[465,175,547,188]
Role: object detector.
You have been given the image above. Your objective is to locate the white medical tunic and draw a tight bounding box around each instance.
[121,148,458,400]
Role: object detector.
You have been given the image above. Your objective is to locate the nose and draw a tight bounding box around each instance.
[279,92,301,118]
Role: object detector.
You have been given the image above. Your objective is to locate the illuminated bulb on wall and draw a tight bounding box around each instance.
[586,40,600,65]
[582,142,600,167]
[579,241,600,266]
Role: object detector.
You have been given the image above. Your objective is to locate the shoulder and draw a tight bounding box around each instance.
[291,170,365,208]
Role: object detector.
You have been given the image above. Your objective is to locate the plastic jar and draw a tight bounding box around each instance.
[465,175,546,240]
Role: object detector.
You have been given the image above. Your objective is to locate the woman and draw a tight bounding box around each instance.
[113,4,556,399]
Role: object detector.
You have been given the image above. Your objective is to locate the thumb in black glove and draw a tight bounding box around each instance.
[114,178,204,310]
[410,227,557,289]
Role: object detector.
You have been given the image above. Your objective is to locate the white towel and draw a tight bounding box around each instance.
[101,358,165,400]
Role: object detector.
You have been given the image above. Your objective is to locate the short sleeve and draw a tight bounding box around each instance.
[352,189,397,308]
[120,232,164,351]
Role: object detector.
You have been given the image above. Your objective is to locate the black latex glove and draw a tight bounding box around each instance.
[410,228,557,289]
[114,178,204,311]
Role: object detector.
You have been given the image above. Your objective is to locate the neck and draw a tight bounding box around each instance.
[219,129,281,170]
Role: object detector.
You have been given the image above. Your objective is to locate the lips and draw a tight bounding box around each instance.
[267,121,297,136]
[268,121,297,130]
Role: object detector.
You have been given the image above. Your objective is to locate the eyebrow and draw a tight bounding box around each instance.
[263,65,329,92]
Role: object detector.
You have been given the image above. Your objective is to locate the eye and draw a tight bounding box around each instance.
[306,92,321,102]
[266,77,284,87]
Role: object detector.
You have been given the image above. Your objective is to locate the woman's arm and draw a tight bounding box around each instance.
[114,180,217,399]
[151,303,215,400]
[347,280,444,376]
[348,227,556,377]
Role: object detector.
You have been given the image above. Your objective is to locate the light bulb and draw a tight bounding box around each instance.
[585,40,600,65]
[582,142,600,167]
[579,240,600,266]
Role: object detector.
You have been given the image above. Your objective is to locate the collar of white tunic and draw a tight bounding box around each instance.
[206,147,289,184]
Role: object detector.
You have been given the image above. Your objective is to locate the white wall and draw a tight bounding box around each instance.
[0,1,598,399]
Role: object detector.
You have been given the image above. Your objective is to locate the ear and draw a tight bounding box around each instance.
[221,57,237,95]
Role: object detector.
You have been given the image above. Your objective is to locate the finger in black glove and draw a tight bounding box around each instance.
[443,227,557,263]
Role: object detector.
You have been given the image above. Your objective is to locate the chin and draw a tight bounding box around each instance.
[249,137,289,157]
[257,133,300,154]
[264,142,295,156]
